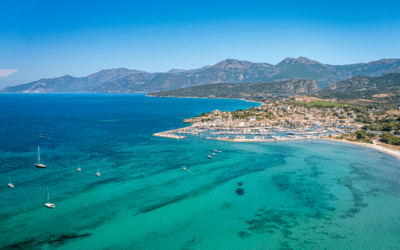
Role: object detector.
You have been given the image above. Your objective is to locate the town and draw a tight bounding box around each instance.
[153,96,400,151]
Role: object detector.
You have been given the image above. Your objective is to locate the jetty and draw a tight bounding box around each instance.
[153,130,188,139]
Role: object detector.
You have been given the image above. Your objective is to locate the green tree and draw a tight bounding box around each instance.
[381,123,392,131]
[392,136,400,145]
[355,130,367,139]
[380,132,393,143]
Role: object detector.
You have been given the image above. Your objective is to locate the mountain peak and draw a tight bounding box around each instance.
[60,75,74,79]
[212,59,253,70]
[280,56,321,65]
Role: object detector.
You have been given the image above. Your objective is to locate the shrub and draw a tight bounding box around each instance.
[380,132,394,144]
[355,130,367,139]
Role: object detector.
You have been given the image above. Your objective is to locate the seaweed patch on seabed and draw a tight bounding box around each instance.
[220,202,232,209]
[181,236,196,250]
[235,170,343,243]
[279,241,295,250]
[243,208,299,239]
[235,188,244,195]
[336,162,385,219]
[337,176,370,218]
[0,233,92,250]
[349,162,400,196]
[303,155,330,178]
[237,231,252,239]
[271,172,337,212]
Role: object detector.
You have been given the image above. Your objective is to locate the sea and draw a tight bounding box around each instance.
[0,94,399,250]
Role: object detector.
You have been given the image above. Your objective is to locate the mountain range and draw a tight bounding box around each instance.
[150,73,400,101]
[2,57,400,93]
[149,79,319,99]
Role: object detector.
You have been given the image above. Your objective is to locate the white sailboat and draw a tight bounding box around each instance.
[212,149,216,156]
[8,176,14,188]
[36,146,46,168]
[208,150,212,159]
[77,160,81,172]
[45,187,55,208]
[96,166,100,177]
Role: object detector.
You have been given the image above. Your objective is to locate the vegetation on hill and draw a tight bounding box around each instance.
[361,116,400,132]
[316,73,400,109]
[149,79,320,100]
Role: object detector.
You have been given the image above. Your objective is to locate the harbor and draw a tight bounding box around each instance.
[153,124,343,142]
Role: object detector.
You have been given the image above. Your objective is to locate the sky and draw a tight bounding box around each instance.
[1,0,400,88]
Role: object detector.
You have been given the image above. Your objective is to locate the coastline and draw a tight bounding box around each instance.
[153,125,400,160]
[146,94,264,106]
[148,95,400,160]
[319,138,400,159]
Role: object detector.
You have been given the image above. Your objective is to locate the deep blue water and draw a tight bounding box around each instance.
[1,94,400,250]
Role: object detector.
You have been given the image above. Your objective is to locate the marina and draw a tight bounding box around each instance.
[153,124,341,142]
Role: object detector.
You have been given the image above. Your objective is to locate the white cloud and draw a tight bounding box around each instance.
[0,69,18,77]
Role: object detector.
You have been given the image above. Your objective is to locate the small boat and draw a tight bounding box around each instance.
[35,146,46,168]
[214,150,222,153]
[45,187,55,209]
[208,150,212,159]
[77,168,81,172]
[8,177,14,188]
[183,167,187,171]
[96,167,100,177]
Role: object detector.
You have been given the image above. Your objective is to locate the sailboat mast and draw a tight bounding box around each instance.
[38,146,41,164]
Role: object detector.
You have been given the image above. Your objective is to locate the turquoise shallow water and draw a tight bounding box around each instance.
[1,94,400,250]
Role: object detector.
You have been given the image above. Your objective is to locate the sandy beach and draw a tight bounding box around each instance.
[321,138,400,159]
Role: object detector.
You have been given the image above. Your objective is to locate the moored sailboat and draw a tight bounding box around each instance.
[45,187,55,208]
[36,146,46,168]
[96,167,100,177]
[8,177,14,188]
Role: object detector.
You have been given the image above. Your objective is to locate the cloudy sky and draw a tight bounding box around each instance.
[1,0,400,88]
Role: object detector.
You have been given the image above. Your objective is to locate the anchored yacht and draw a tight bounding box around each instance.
[35,146,46,168]
[45,187,55,209]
